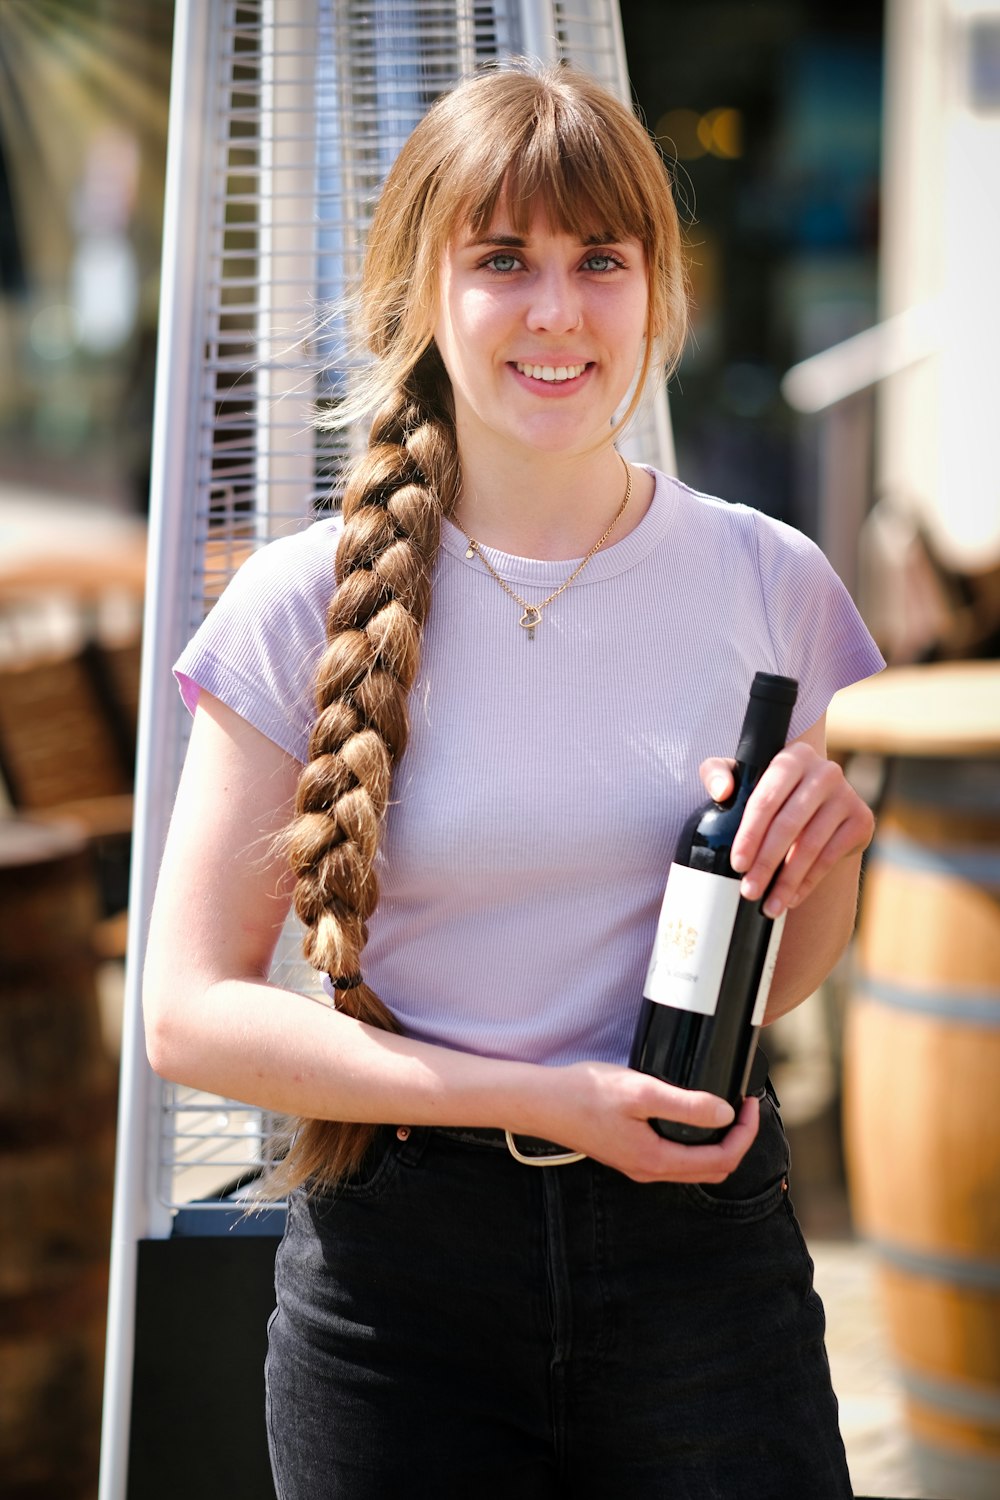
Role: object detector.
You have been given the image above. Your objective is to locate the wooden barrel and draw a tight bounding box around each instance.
[0,818,117,1500]
[833,664,1000,1500]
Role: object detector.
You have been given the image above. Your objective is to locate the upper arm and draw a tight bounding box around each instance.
[768,707,866,1015]
[790,710,827,757]
[144,692,302,1012]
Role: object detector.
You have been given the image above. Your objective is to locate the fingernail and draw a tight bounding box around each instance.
[764,896,784,918]
[709,776,728,801]
[714,1101,736,1126]
[739,875,758,898]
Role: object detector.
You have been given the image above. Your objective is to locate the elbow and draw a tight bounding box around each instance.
[143,989,184,1081]
[142,964,203,1083]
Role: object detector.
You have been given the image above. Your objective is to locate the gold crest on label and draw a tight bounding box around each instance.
[665,918,698,961]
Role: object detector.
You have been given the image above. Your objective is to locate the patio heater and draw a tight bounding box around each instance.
[100,2,674,1496]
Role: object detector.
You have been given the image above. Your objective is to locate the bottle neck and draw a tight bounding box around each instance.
[734,692,795,777]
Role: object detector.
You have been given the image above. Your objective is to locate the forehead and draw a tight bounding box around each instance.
[460,165,641,233]
[456,217,625,251]
[454,187,634,247]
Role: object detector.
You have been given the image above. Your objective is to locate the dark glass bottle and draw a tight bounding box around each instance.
[630,672,798,1144]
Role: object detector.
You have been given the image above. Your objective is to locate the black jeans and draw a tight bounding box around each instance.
[265,1098,852,1499]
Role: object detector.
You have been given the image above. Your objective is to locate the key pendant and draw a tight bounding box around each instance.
[519,606,541,640]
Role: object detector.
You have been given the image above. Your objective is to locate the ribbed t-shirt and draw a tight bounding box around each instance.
[175,467,884,1068]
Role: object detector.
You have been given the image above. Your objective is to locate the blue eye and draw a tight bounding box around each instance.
[486,253,519,272]
[583,253,621,273]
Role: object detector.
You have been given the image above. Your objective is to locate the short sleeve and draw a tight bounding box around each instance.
[173,517,343,762]
[751,510,885,738]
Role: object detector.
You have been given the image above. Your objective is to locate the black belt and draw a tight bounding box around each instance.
[413,1050,775,1168]
[429,1126,585,1166]
[433,1126,566,1154]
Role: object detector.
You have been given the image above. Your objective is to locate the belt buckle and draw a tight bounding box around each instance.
[503,1129,585,1166]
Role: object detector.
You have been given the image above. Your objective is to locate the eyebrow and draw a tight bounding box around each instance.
[465,230,620,248]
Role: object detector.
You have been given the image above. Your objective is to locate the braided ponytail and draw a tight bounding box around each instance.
[279,353,458,1190]
[263,62,689,1193]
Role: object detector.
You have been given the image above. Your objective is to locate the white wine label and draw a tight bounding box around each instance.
[750,910,786,1027]
[643,863,741,1016]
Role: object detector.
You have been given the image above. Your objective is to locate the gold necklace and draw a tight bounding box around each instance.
[462,455,632,641]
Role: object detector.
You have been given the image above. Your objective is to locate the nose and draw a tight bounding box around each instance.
[525,264,582,334]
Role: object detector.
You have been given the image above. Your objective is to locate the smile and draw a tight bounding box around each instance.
[513,361,588,383]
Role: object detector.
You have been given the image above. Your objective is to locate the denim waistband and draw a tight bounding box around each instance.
[430,1125,574,1158]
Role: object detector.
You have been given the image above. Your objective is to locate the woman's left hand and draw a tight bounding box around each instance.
[699,718,874,920]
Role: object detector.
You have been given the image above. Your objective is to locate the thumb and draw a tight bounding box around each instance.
[640,1076,735,1130]
[699,756,735,804]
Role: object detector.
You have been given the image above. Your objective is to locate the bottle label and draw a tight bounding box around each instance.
[643,863,742,1017]
[750,910,786,1026]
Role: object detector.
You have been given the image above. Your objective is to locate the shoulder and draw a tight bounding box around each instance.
[204,514,344,642]
[174,514,345,763]
[646,469,832,583]
[652,470,813,553]
[642,469,884,728]
[228,513,344,601]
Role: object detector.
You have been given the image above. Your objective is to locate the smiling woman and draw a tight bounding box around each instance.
[433,211,650,526]
[148,60,883,1499]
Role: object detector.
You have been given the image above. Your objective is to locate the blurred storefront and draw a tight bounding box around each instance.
[0,0,887,532]
[0,0,174,516]
[2,6,997,1500]
[620,0,884,540]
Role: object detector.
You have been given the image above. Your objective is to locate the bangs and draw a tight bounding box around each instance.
[446,90,659,248]
[363,63,687,395]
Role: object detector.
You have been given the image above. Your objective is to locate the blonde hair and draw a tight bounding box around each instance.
[280,62,689,1191]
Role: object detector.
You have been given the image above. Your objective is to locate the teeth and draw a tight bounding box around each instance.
[515,362,586,382]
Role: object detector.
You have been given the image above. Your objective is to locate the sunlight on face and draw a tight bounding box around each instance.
[434,203,649,463]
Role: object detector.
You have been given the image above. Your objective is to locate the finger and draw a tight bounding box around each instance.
[764,804,873,915]
[639,1076,736,1132]
[733,753,841,896]
[741,763,873,911]
[700,756,736,803]
[748,781,845,905]
[648,1094,761,1183]
[728,744,814,875]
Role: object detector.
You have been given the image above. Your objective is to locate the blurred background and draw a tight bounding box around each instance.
[0,2,997,1498]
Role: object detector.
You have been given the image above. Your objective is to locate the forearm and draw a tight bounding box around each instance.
[763,849,862,1022]
[145,970,554,1132]
[145,970,761,1182]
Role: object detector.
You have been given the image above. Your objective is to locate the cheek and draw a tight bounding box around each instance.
[615,299,650,377]
[452,290,503,348]
[437,302,506,395]
[622,288,650,346]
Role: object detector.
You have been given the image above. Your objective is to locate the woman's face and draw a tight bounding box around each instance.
[433,201,649,465]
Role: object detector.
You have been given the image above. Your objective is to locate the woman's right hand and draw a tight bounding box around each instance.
[528,1061,760,1184]
[145,691,760,1176]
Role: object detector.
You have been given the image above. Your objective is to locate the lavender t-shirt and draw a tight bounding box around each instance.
[176,468,884,1067]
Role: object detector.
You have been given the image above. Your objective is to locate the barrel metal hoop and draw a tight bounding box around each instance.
[856,977,1000,1025]
[899,1365,1000,1427]
[869,1234,1000,1290]
[871,830,1000,887]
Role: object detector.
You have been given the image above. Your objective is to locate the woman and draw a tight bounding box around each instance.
[145,63,882,1498]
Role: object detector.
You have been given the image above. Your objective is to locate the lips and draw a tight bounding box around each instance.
[513,361,588,383]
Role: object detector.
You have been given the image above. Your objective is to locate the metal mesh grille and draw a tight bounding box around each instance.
[149,0,666,1214]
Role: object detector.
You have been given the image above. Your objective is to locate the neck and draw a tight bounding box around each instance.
[454,445,640,560]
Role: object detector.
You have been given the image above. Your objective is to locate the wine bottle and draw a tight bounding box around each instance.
[630,672,798,1144]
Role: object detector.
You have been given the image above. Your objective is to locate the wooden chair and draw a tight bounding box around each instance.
[0,637,141,958]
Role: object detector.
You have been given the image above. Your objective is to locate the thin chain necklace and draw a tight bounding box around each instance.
[461,454,632,641]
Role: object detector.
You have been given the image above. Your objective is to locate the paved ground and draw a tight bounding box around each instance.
[813,1239,929,1499]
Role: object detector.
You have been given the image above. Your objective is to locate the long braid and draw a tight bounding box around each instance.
[264,61,690,1193]
[278,354,458,1190]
